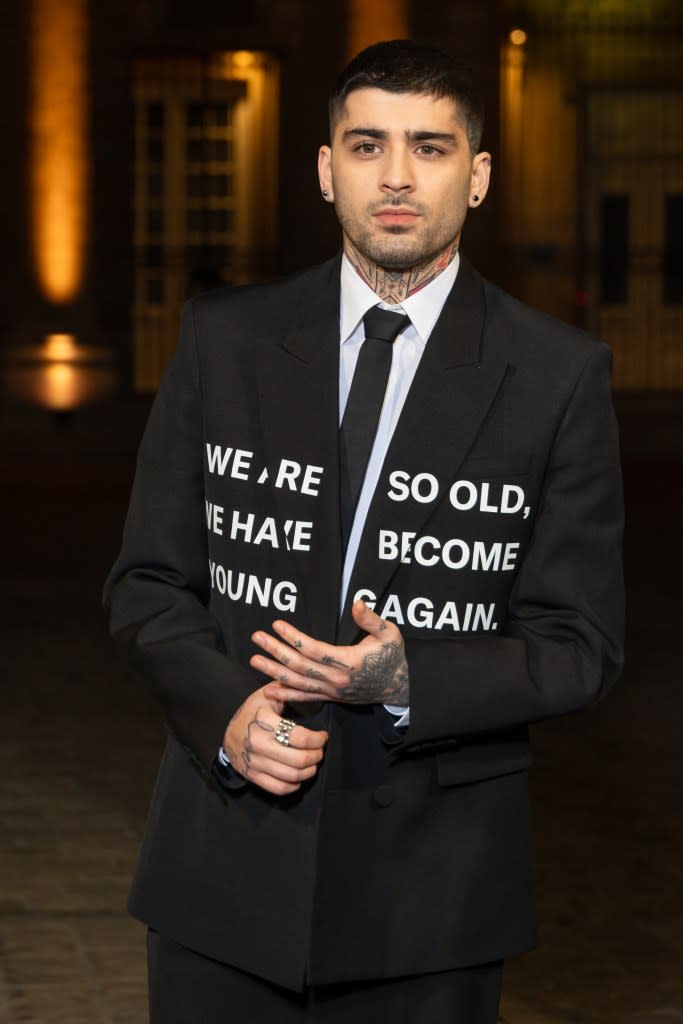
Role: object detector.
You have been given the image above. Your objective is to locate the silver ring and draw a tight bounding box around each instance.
[275,718,295,746]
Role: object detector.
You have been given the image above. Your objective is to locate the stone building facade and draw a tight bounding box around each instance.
[0,0,681,398]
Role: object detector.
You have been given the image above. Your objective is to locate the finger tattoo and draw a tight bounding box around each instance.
[322,654,351,670]
[305,668,328,682]
[243,706,275,765]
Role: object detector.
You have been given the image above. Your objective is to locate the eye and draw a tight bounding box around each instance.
[353,142,381,155]
[416,144,443,157]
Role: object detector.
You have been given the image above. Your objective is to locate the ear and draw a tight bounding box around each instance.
[318,145,334,201]
[469,151,492,207]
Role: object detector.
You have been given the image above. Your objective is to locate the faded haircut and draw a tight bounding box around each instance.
[329,39,485,154]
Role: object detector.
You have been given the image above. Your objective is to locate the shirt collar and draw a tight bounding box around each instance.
[340,250,460,345]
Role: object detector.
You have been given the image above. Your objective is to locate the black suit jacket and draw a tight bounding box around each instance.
[104,254,624,990]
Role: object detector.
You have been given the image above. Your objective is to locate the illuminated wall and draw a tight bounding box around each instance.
[500,0,683,387]
[29,0,90,305]
[347,0,410,59]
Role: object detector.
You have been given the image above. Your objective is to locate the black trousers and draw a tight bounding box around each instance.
[147,930,503,1024]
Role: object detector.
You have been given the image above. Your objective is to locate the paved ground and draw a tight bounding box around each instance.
[1,398,682,1023]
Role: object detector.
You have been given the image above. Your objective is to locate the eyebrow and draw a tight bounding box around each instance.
[342,127,459,144]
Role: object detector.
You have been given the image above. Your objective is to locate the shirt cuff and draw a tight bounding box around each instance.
[383,704,410,728]
[217,746,231,766]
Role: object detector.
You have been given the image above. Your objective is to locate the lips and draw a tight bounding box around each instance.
[372,209,421,224]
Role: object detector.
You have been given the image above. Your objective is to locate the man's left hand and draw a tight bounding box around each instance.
[250,600,409,706]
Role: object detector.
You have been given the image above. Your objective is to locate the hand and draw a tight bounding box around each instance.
[223,686,328,796]
[250,600,410,707]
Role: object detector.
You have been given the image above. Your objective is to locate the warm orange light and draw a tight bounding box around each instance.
[42,363,82,410]
[30,0,89,304]
[509,28,528,46]
[4,336,116,411]
[347,0,409,61]
[44,332,78,361]
[232,50,257,69]
[41,332,79,409]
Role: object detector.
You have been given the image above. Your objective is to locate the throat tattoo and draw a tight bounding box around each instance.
[344,236,458,304]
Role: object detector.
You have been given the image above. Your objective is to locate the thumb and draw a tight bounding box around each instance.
[351,599,386,637]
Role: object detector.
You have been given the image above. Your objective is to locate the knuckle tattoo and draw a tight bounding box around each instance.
[305,668,326,681]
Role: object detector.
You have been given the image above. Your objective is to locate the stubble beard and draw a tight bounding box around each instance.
[341,214,457,275]
[349,228,440,272]
[337,194,467,275]
[335,189,468,301]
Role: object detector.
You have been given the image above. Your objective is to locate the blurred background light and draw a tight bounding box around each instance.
[29,0,90,304]
[509,27,528,46]
[347,0,409,60]
[44,333,78,362]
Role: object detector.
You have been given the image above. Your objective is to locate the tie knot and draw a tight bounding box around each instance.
[363,306,411,344]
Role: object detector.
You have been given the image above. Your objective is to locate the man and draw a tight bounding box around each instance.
[105,40,624,1023]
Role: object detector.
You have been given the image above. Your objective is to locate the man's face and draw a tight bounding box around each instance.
[318,88,491,270]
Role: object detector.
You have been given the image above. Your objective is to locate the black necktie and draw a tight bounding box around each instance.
[339,306,411,551]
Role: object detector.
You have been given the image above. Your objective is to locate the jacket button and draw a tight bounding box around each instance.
[372,785,394,807]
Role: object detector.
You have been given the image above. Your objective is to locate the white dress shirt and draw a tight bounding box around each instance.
[218,252,459,764]
[339,252,460,726]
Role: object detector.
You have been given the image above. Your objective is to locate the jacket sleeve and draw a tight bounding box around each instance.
[103,300,257,772]
[397,342,625,751]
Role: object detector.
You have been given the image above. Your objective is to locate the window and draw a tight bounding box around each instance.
[600,194,629,304]
[664,194,683,304]
[133,53,279,391]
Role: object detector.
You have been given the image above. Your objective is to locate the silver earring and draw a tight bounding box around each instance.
[322,189,329,197]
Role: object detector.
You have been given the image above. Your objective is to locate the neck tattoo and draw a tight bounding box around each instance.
[344,236,458,304]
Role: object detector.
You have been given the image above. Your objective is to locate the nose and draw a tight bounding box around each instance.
[379,145,415,195]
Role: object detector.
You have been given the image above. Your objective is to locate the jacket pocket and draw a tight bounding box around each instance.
[436,739,532,787]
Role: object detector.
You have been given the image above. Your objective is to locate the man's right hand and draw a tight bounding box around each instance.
[222,687,328,796]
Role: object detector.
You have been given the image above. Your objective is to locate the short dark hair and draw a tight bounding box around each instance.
[329,39,485,154]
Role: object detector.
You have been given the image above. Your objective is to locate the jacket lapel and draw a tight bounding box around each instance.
[255,256,343,644]
[337,258,510,642]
